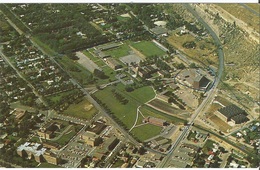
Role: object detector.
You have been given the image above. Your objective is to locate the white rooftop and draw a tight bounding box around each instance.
[17,142,46,156]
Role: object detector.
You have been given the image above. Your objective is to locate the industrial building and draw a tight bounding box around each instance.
[215,104,249,124]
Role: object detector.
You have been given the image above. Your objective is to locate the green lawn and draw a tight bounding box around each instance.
[131,124,162,142]
[32,36,57,56]
[95,60,106,67]
[94,83,184,130]
[202,139,215,153]
[104,43,131,58]
[111,159,125,168]
[54,127,77,146]
[62,98,98,120]
[82,50,98,61]
[116,84,155,103]
[94,86,137,129]
[38,162,61,168]
[46,90,77,103]
[57,56,93,85]
[95,66,117,85]
[130,41,166,57]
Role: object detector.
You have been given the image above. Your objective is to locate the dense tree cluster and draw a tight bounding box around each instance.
[182,41,197,49]
[111,89,129,105]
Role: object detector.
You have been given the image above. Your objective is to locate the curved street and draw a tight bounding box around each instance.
[157,4,225,167]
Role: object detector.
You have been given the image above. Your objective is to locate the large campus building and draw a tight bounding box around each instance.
[215,104,249,124]
[37,122,64,140]
[177,69,211,91]
[82,131,102,147]
[105,58,123,70]
[17,142,60,165]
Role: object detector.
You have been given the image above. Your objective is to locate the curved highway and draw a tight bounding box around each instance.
[158,4,225,167]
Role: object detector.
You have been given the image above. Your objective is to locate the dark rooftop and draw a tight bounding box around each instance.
[218,104,246,119]
[86,122,107,135]
[96,43,120,51]
[231,114,249,124]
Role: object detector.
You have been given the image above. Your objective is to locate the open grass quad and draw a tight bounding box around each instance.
[93,85,154,129]
[131,124,163,142]
[62,98,98,120]
[94,84,186,140]
[130,40,167,57]
[104,43,131,59]
[94,84,183,141]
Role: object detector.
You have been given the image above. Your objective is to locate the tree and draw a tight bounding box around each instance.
[93,69,108,79]
[125,86,134,92]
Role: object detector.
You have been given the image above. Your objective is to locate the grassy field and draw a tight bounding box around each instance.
[57,56,93,85]
[111,159,125,168]
[38,163,61,168]
[167,33,218,66]
[209,115,231,132]
[117,15,130,22]
[202,139,215,153]
[94,83,184,138]
[116,84,155,103]
[131,124,162,142]
[62,98,98,120]
[94,86,138,129]
[104,43,131,58]
[0,19,10,30]
[82,50,99,61]
[54,126,79,146]
[130,41,166,57]
[46,90,78,103]
[32,36,57,56]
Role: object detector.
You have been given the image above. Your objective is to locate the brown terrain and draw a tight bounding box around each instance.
[170,4,259,118]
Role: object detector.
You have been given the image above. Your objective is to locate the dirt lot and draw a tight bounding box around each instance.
[205,103,222,118]
[167,33,218,67]
[76,51,101,73]
[148,99,183,115]
[176,88,199,109]
[209,115,232,132]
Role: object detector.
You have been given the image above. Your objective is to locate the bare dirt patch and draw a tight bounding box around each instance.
[76,51,101,73]
[209,115,232,132]
[148,99,182,115]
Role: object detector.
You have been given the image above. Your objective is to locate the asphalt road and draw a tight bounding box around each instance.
[157,4,225,168]
[1,6,167,156]
[0,50,47,106]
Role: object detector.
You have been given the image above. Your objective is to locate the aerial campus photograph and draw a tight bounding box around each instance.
[0,1,259,168]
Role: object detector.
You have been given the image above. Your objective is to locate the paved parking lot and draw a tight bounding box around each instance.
[59,132,94,168]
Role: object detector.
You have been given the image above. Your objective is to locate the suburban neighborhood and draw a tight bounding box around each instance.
[0,3,259,168]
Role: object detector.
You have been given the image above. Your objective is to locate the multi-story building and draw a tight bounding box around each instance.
[82,131,102,147]
[17,142,60,165]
